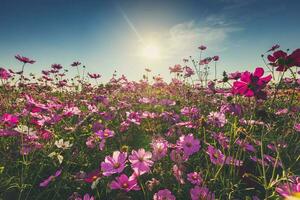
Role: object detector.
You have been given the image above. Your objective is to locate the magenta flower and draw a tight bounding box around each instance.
[129,148,153,175]
[268,49,300,71]
[51,64,63,70]
[267,44,280,52]
[1,113,19,127]
[276,176,300,198]
[83,194,94,200]
[187,172,203,185]
[71,61,81,67]
[228,71,241,80]
[198,45,207,50]
[169,64,183,73]
[177,134,200,157]
[15,54,36,64]
[0,68,11,80]
[190,185,215,200]
[84,168,102,183]
[101,151,127,176]
[212,55,219,61]
[95,129,115,140]
[206,145,225,165]
[153,189,176,200]
[199,57,212,65]
[208,112,227,128]
[232,67,272,99]
[39,169,62,187]
[151,138,168,161]
[88,73,101,79]
[212,132,229,149]
[110,174,140,192]
[183,66,195,78]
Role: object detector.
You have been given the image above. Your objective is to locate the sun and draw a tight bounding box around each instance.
[142,44,161,60]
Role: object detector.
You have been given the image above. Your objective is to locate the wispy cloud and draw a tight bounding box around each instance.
[161,17,242,61]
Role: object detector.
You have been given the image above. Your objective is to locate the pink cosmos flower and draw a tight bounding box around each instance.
[208,112,227,128]
[39,169,62,187]
[1,113,19,127]
[190,185,215,200]
[110,174,140,192]
[15,54,35,64]
[151,138,168,161]
[95,129,115,140]
[71,61,81,67]
[169,64,183,73]
[212,55,219,61]
[228,71,241,80]
[88,73,101,79]
[183,66,195,78]
[232,67,272,99]
[153,189,176,200]
[101,151,127,176]
[129,148,153,175]
[206,145,225,165]
[267,44,280,52]
[212,132,229,149]
[0,68,11,80]
[126,112,141,125]
[198,45,207,50]
[187,172,203,185]
[75,194,95,200]
[236,139,256,152]
[84,169,102,183]
[51,64,63,70]
[177,134,200,157]
[268,48,300,71]
[276,176,300,198]
[199,57,212,65]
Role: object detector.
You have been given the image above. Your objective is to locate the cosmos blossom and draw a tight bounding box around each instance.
[151,138,168,161]
[95,129,115,139]
[267,44,280,52]
[177,134,200,157]
[1,113,19,127]
[15,54,36,64]
[71,61,81,67]
[267,48,300,71]
[39,169,62,187]
[101,151,127,176]
[153,189,176,200]
[207,111,227,128]
[206,145,225,165]
[129,148,153,175]
[0,68,11,80]
[84,169,102,183]
[276,176,300,198]
[190,185,215,200]
[232,67,272,99]
[198,45,207,50]
[187,172,203,185]
[88,73,101,79]
[110,174,140,192]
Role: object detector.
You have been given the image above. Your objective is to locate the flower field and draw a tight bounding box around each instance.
[0,45,299,200]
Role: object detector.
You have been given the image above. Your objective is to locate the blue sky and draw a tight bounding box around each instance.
[0,0,299,81]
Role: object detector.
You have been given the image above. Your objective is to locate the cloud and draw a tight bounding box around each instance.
[161,18,242,61]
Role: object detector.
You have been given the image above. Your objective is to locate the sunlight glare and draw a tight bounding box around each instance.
[142,44,161,60]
